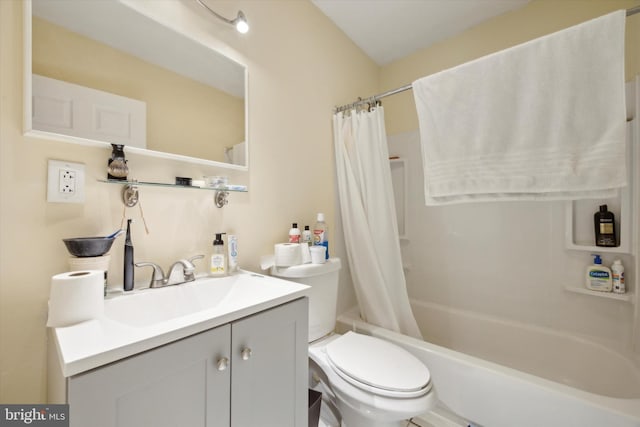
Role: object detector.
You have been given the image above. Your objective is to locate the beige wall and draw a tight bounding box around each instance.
[0,0,375,402]
[32,17,244,163]
[381,0,640,135]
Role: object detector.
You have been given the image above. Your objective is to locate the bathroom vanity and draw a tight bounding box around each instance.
[47,273,309,427]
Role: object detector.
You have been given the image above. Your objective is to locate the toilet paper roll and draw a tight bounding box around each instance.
[47,270,104,328]
[275,243,303,267]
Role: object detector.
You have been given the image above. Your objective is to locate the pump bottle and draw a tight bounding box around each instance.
[210,233,227,277]
[585,254,612,292]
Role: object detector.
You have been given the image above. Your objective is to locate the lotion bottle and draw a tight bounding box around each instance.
[612,259,625,294]
[210,233,227,277]
[586,254,612,292]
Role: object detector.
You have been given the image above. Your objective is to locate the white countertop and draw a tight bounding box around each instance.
[51,271,309,377]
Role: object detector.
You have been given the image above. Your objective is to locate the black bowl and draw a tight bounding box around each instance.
[63,237,115,257]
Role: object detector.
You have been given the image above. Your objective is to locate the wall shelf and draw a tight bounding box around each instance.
[98,179,247,208]
[98,179,247,193]
[564,286,633,303]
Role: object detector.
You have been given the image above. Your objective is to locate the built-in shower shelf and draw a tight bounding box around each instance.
[564,286,634,303]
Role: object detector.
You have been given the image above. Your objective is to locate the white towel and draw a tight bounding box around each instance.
[412,10,627,205]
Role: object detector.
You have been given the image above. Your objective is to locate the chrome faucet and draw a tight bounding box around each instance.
[135,255,204,288]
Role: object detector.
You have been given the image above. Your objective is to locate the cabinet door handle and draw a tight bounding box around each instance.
[216,357,229,371]
[241,348,252,360]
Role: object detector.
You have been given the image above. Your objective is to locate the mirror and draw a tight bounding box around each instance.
[26,0,248,169]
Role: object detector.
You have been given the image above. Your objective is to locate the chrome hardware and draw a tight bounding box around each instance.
[216,357,229,371]
[241,348,252,360]
[135,255,204,288]
[214,190,229,208]
[134,262,166,288]
[122,184,139,207]
[168,259,197,283]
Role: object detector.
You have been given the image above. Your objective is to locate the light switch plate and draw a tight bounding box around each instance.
[47,159,85,203]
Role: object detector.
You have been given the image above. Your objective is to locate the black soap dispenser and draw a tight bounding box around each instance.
[124,219,135,291]
[594,204,617,247]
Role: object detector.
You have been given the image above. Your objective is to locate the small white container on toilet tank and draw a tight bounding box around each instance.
[271,258,341,341]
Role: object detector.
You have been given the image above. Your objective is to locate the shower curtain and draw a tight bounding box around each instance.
[333,106,422,339]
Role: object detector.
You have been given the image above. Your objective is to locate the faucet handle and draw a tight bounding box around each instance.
[135,262,166,288]
[188,254,205,264]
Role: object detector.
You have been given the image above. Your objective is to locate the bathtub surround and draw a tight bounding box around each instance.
[334,107,421,338]
[412,10,627,205]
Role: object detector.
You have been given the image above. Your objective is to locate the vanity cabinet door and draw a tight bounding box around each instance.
[230,298,308,427]
[67,324,231,427]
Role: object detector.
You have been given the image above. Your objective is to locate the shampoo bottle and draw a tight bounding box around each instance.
[594,205,616,247]
[612,259,625,294]
[586,254,612,292]
[210,233,227,277]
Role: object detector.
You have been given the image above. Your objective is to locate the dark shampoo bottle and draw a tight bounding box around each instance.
[594,204,617,247]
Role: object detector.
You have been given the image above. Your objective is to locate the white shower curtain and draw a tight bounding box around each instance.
[333,106,422,339]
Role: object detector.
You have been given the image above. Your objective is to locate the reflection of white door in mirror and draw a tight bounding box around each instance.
[25,0,248,170]
[33,75,147,149]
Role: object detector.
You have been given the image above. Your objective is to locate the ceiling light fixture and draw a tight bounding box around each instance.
[195,0,250,34]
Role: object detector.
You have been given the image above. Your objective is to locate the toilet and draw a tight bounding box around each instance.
[271,258,434,427]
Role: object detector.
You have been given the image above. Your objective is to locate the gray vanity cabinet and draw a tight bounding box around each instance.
[66,298,308,427]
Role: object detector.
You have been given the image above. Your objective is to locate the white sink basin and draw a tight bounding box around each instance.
[52,270,309,377]
[104,273,297,328]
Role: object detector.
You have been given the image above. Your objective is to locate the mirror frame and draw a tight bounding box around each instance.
[23,0,249,171]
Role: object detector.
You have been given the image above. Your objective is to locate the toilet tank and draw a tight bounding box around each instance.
[271,258,341,342]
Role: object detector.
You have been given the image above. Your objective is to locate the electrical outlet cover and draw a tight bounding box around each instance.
[47,159,85,203]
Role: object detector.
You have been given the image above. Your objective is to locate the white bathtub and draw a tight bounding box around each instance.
[336,302,640,427]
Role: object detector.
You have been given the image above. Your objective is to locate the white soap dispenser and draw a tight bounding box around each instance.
[585,254,612,292]
[210,232,227,277]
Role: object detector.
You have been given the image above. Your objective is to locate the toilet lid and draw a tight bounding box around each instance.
[325,332,431,398]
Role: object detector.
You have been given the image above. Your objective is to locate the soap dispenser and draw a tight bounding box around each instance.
[585,254,612,292]
[210,233,227,277]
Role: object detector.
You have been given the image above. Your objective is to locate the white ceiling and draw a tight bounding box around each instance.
[311,0,531,65]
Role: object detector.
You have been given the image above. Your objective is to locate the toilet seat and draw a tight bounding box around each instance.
[325,331,431,398]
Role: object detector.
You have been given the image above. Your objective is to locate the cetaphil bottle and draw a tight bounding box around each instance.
[585,254,612,292]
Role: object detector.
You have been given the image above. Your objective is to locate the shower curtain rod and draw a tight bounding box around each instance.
[334,5,640,114]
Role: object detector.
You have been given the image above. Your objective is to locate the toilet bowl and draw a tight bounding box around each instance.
[310,332,434,427]
[270,257,434,427]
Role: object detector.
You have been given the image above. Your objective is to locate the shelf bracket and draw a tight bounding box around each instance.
[122,184,139,207]
[214,190,229,208]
